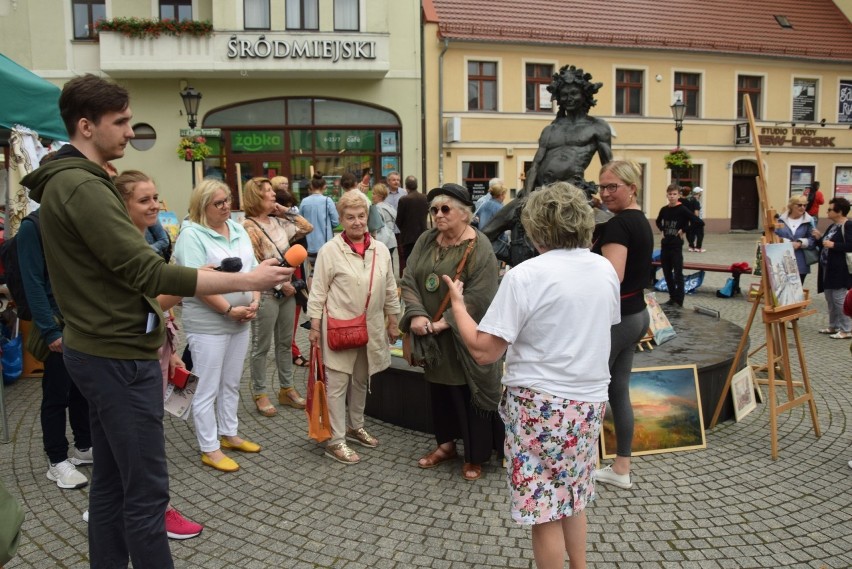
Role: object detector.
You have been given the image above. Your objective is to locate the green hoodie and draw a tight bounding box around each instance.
[22,156,197,359]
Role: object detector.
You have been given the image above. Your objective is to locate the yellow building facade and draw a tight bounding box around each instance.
[422,1,852,232]
[0,0,423,213]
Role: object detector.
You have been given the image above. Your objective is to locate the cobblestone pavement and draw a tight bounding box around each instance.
[1,233,850,568]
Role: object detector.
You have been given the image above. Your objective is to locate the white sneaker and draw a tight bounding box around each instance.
[46,460,89,489]
[69,447,93,466]
[594,465,633,489]
[82,510,89,523]
[848,460,852,470]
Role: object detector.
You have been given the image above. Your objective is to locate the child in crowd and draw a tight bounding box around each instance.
[656,184,703,307]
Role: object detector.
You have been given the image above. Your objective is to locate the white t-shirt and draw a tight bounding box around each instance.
[477,248,621,402]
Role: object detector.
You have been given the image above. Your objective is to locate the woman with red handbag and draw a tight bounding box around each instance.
[306,191,400,464]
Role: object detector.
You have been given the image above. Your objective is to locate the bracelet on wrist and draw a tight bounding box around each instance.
[223,305,233,317]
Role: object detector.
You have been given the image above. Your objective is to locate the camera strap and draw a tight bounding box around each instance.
[248,218,291,297]
[248,218,287,263]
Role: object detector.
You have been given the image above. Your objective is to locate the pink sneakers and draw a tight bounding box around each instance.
[165,507,203,540]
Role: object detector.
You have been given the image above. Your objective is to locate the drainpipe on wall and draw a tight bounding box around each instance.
[419,8,427,186]
[437,38,449,185]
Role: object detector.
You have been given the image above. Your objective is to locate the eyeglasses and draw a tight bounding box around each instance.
[794,203,807,208]
[211,196,232,210]
[826,207,835,213]
[598,183,625,194]
[430,205,453,216]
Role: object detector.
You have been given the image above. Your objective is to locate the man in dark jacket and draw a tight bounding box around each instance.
[395,175,429,273]
[18,209,92,490]
[21,74,293,569]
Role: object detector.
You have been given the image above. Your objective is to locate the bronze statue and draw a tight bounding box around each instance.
[482,65,613,265]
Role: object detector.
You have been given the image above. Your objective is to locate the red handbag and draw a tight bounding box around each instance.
[305,345,331,443]
[325,252,376,351]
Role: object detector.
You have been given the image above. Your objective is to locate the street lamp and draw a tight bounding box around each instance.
[670,99,687,184]
[179,85,203,187]
[180,85,202,129]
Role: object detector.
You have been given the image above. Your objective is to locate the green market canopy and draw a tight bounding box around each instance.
[0,53,67,141]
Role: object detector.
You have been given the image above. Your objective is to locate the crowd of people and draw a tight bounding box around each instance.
[6,72,851,569]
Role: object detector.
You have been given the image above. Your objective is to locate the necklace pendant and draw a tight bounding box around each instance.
[425,272,440,292]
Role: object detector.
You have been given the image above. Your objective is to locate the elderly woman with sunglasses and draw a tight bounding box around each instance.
[175,179,261,473]
[775,195,817,284]
[400,183,503,481]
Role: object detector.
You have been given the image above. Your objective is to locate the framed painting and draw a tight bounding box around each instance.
[762,241,804,307]
[601,365,706,458]
[731,366,758,421]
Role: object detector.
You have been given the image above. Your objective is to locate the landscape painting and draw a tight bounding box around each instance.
[762,241,805,307]
[601,365,706,458]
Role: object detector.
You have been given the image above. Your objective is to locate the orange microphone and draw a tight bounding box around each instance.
[281,244,308,267]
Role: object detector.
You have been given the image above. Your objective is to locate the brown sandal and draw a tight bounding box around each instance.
[462,463,482,481]
[418,445,458,469]
[254,394,277,417]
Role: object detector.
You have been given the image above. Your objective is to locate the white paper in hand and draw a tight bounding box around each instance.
[164,372,199,420]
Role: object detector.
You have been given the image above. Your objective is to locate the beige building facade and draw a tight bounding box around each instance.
[0,0,423,212]
[422,0,852,232]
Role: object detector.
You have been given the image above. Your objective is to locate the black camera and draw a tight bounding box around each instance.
[292,279,308,311]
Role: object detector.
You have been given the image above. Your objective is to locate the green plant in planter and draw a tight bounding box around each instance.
[177,136,212,162]
[663,148,693,170]
[95,18,213,39]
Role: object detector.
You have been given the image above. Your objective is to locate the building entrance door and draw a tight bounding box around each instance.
[731,174,759,230]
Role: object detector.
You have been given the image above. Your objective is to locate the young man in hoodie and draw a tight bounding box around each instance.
[21,74,294,569]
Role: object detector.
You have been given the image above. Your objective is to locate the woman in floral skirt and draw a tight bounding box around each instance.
[444,182,620,568]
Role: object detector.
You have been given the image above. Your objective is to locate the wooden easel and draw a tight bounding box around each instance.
[708,96,820,459]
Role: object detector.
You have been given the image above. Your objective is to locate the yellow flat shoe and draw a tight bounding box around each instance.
[220,438,261,453]
[201,453,239,472]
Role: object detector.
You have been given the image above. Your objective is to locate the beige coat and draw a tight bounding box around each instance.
[307,234,400,375]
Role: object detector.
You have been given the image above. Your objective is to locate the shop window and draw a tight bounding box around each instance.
[129,123,157,151]
[72,0,105,40]
[615,69,643,115]
[468,61,498,112]
[792,78,817,122]
[790,165,815,197]
[286,0,318,30]
[674,72,700,118]
[526,63,554,112]
[334,0,358,31]
[159,0,191,21]
[244,0,270,30]
[462,161,497,202]
[737,75,762,119]
[676,164,702,193]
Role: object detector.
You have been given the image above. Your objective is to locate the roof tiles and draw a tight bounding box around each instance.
[426,0,852,63]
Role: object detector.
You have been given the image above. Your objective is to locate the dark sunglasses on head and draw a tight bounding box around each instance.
[430,205,452,216]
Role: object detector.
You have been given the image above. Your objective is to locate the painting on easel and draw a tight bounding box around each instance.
[601,365,706,458]
[762,242,805,307]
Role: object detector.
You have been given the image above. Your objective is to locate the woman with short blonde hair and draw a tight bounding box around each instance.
[176,179,261,473]
[445,182,620,568]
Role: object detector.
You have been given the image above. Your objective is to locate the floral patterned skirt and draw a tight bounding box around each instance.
[499,386,604,525]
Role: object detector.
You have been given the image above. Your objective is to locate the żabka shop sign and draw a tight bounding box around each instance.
[227,36,377,62]
[757,127,835,148]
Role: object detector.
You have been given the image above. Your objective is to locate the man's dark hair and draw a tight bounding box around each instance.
[340,172,357,189]
[59,74,130,137]
[404,175,418,192]
[829,197,850,216]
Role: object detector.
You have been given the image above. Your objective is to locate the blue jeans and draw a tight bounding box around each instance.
[63,347,172,569]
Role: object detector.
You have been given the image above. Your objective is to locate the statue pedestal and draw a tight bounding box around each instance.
[366,308,746,433]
